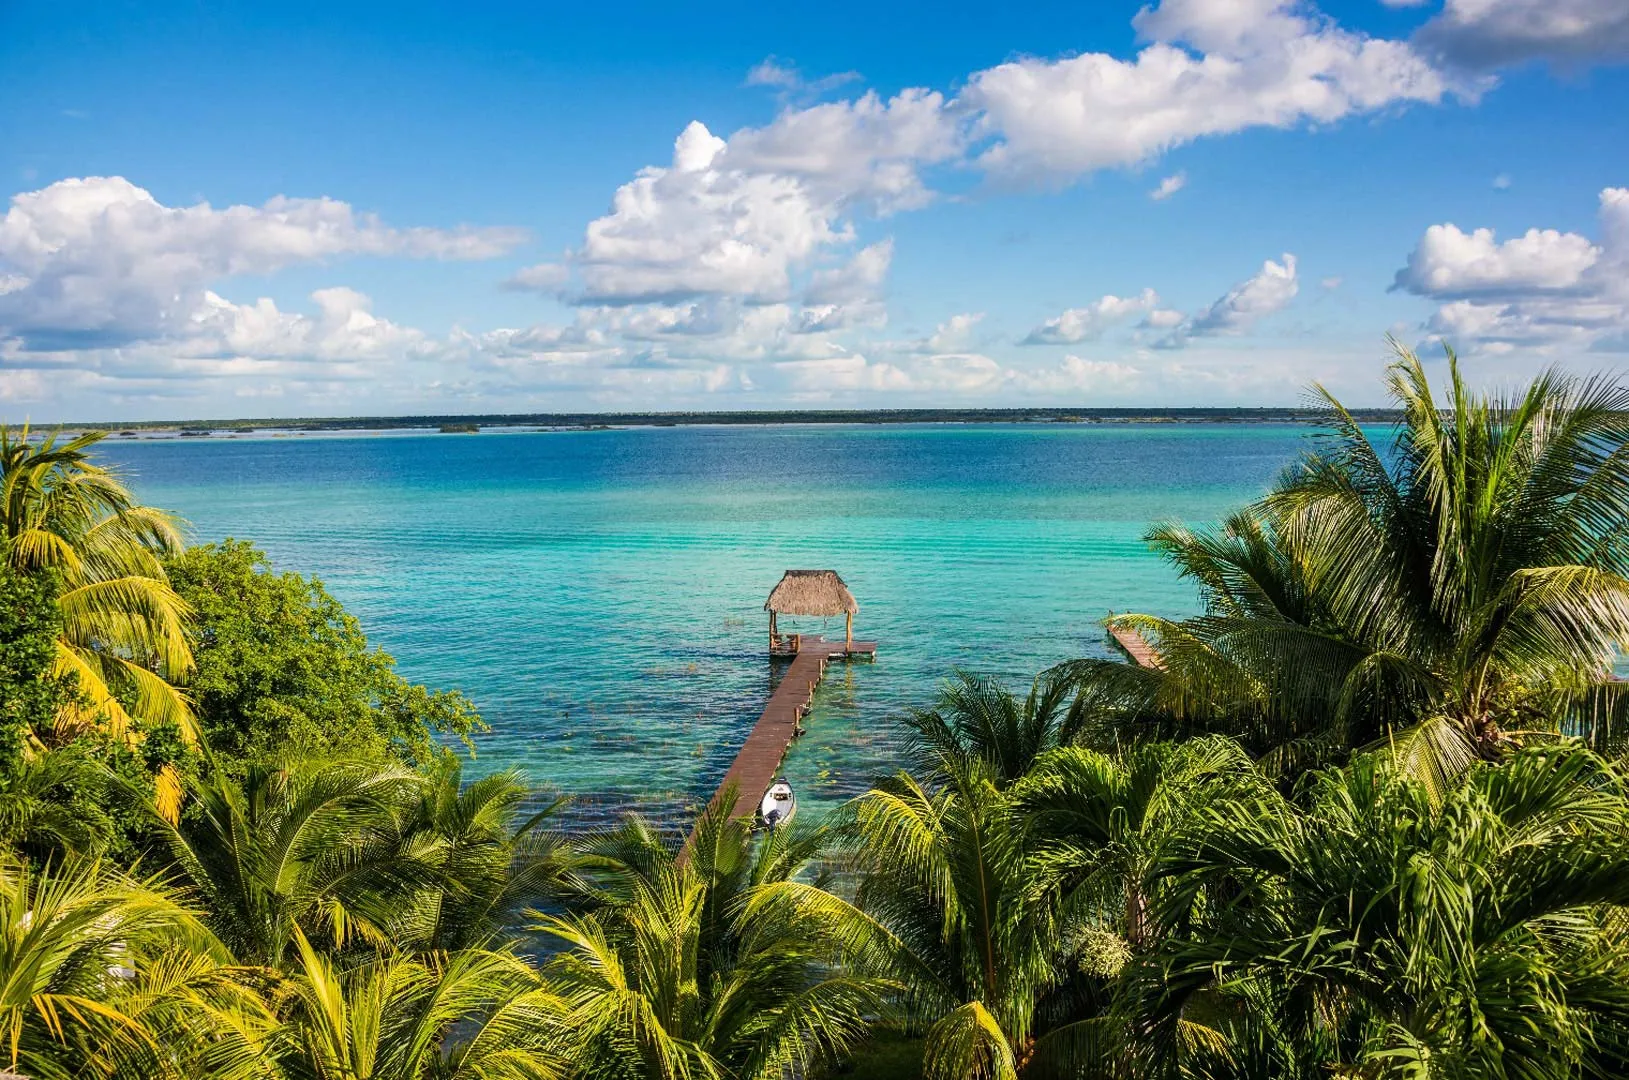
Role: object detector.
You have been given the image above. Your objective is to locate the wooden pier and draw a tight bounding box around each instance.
[691,634,876,841]
[1108,621,1163,669]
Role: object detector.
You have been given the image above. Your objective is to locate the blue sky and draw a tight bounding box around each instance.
[2,0,1627,420]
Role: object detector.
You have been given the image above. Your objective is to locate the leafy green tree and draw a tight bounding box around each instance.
[161,756,574,969]
[535,793,887,1080]
[166,540,483,771]
[767,678,1260,1080]
[1071,346,1629,784]
[0,745,118,861]
[0,564,68,764]
[1134,744,1629,1078]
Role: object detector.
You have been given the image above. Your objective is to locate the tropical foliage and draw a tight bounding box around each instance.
[1131,744,1629,1078]
[537,793,888,1080]
[1069,346,1629,786]
[166,540,484,771]
[791,676,1256,1080]
[0,854,269,1080]
[161,757,572,967]
[7,353,1629,1080]
[0,427,193,753]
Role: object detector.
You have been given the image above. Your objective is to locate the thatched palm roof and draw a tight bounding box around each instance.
[764,570,858,617]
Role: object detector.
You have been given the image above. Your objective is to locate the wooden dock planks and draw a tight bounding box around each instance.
[682,635,876,856]
[1109,622,1162,669]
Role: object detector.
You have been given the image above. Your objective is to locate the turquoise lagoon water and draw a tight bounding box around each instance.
[100,423,1311,822]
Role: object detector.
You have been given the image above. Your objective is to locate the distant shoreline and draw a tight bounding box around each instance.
[45,406,1408,439]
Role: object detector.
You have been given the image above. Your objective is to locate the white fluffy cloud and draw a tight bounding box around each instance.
[184,287,428,362]
[1395,186,1629,352]
[0,285,440,409]
[1416,0,1629,69]
[775,354,912,395]
[1150,173,1188,200]
[725,89,959,213]
[1156,254,1300,347]
[1394,221,1600,296]
[1023,289,1159,344]
[538,89,959,307]
[539,0,1467,320]
[963,0,1455,183]
[804,239,893,305]
[0,176,525,348]
[565,122,850,305]
[1016,355,1144,394]
[923,313,984,353]
[18,0,1620,416]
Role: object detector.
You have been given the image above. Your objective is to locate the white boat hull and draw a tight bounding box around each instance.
[760,778,796,829]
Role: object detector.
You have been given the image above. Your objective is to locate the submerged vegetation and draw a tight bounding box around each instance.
[7,346,1629,1078]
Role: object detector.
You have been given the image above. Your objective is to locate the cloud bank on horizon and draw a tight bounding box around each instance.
[1,0,1627,418]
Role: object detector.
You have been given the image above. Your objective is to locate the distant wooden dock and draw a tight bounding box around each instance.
[1109,621,1162,669]
[682,635,875,855]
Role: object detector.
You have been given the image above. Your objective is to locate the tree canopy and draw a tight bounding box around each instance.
[166,539,484,770]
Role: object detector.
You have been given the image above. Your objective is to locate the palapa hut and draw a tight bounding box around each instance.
[765,569,858,655]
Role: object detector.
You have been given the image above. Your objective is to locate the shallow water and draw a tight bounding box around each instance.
[101,423,1311,821]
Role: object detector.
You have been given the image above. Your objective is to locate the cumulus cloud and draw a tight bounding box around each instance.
[550,0,1470,321]
[0,285,445,409]
[775,354,912,395]
[1142,308,1187,329]
[1158,253,1300,347]
[1394,185,1629,352]
[719,88,960,213]
[1016,355,1144,394]
[183,287,428,362]
[1393,220,1599,296]
[963,0,1457,184]
[0,176,525,349]
[503,262,570,292]
[926,313,984,352]
[561,88,958,306]
[1415,0,1629,70]
[804,240,893,304]
[1150,173,1188,200]
[15,0,1605,416]
[1022,289,1159,344]
[569,122,850,304]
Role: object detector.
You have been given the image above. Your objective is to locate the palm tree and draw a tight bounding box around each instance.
[1070,345,1629,785]
[1013,737,1258,952]
[0,743,121,861]
[1131,744,1629,1077]
[757,675,1262,1080]
[534,793,886,1080]
[903,669,1083,789]
[0,427,194,816]
[162,759,433,967]
[279,928,559,1080]
[387,757,579,953]
[0,854,272,1080]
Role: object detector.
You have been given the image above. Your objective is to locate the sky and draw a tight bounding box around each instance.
[1,0,1627,420]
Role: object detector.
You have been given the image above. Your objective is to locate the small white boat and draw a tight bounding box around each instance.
[760,777,796,829]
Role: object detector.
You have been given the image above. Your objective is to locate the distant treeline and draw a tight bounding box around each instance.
[64,406,1411,433]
